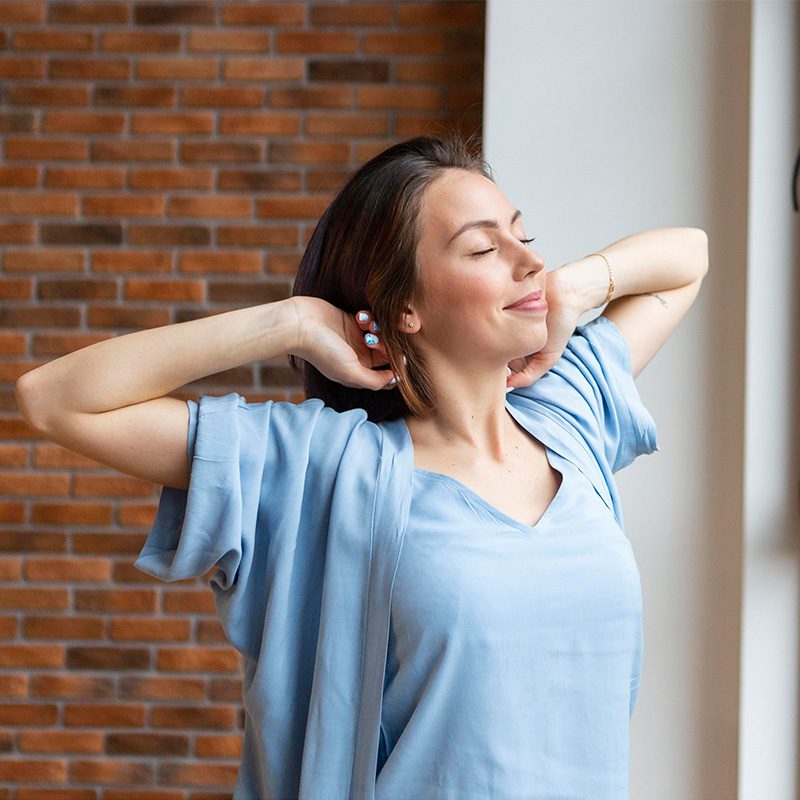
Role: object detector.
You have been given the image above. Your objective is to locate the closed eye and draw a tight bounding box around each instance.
[471,237,536,257]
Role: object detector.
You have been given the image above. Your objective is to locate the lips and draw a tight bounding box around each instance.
[505,289,543,309]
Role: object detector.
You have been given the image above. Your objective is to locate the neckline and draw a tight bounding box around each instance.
[398,398,568,534]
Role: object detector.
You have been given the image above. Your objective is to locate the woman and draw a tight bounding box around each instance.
[15,135,708,799]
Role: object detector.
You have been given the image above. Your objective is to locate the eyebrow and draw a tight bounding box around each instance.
[446,209,523,248]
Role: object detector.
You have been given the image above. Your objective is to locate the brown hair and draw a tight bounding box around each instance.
[288,131,493,423]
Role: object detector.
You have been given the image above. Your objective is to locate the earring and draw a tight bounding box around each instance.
[407,321,414,328]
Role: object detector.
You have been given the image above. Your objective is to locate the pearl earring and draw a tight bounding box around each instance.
[407,321,414,328]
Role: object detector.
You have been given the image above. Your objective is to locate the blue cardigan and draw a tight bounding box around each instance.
[134,315,658,799]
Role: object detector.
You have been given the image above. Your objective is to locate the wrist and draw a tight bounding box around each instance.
[550,255,614,315]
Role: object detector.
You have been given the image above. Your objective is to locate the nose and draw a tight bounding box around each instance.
[515,239,544,273]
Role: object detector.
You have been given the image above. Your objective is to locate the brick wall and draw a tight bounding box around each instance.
[0,1,485,797]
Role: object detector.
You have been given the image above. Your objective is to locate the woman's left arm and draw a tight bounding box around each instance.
[554,227,709,378]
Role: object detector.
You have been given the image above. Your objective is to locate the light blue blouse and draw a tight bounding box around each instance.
[376,400,646,799]
[134,314,658,800]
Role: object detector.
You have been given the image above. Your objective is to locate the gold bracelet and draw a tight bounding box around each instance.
[585,252,615,308]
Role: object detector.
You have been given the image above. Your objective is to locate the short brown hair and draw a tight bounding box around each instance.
[289,131,493,423]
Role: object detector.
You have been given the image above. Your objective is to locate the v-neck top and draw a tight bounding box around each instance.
[375,316,658,800]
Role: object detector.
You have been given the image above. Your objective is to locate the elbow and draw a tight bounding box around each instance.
[15,371,48,432]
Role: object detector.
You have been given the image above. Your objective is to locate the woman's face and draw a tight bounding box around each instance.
[409,168,548,367]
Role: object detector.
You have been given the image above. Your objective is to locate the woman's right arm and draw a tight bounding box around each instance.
[15,298,303,491]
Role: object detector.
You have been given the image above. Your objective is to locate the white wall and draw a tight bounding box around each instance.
[485,1,768,797]
[739,2,800,798]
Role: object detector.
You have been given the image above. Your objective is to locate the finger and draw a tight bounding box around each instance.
[355,310,374,332]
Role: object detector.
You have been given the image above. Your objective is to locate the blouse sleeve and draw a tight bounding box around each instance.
[133,391,345,590]
[513,314,659,473]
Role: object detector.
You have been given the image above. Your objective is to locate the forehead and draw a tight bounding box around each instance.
[418,169,515,246]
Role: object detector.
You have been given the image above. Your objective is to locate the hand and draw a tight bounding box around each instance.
[505,267,584,390]
[290,296,399,391]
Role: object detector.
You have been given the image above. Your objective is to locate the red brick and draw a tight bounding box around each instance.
[100,31,181,52]
[0,193,76,215]
[2,248,78,275]
[8,84,90,106]
[114,501,158,526]
[32,503,112,526]
[13,29,94,51]
[86,306,170,328]
[0,529,66,553]
[64,703,145,727]
[0,445,27,467]
[106,731,189,756]
[305,111,388,136]
[178,251,261,275]
[276,30,357,54]
[24,557,109,582]
[0,757,66,782]
[92,250,173,273]
[94,85,176,107]
[131,112,214,134]
[0,643,64,667]
[69,758,154,785]
[222,3,305,25]
[5,137,88,160]
[180,141,263,163]
[195,733,243,759]
[224,57,304,81]
[268,141,350,164]
[160,761,238,787]
[0,504,26,524]
[157,647,239,672]
[257,195,330,219]
[164,589,216,614]
[45,167,125,189]
[82,195,165,217]
[0,56,46,78]
[397,2,484,27]
[30,673,114,699]
[150,704,237,728]
[0,278,33,300]
[72,532,150,557]
[0,586,69,610]
[74,589,156,613]
[119,675,206,701]
[110,618,191,642]
[216,225,297,247]
[0,473,69,496]
[219,112,301,135]
[67,646,150,671]
[49,57,129,80]
[49,2,130,24]
[0,222,36,243]
[168,196,251,217]
[0,557,22,579]
[0,3,45,24]
[0,674,28,697]
[43,111,125,133]
[310,3,392,26]
[0,332,26,355]
[137,56,217,80]
[134,3,215,25]
[24,616,104,640]
[124,279,204,302]
[18,729,103,754]
[0,165,38,186]
[358,85,442,110]
[269,85,353,108]
[36,278,116,299]
[217,169,301,192]
[188,29,270,53]
[129,167,213,190]
[91,139,174,161]
[362,31,445,55]
[180,85,264,107]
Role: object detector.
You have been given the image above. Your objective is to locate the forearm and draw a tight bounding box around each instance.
[556,227,709,315]
[16,297,301,419]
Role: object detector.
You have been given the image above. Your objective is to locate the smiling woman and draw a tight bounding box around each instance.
[19,131,703,799]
